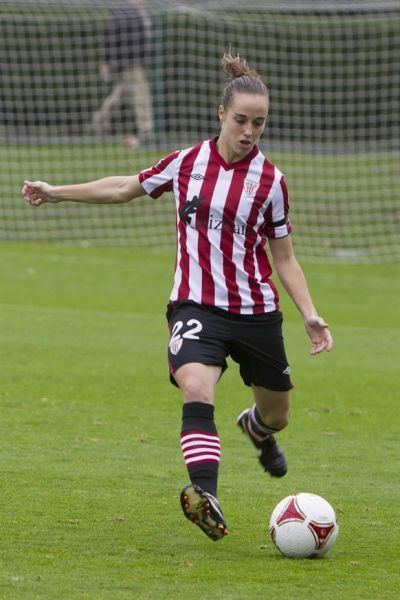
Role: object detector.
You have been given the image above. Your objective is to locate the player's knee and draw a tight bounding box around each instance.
[180,376,213,404]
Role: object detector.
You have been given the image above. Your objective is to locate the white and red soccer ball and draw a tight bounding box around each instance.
[269,493,339,558]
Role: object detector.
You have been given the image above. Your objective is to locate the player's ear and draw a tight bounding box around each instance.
[218,104,225,123]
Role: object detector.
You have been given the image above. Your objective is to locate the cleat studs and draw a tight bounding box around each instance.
[184,495,189,501]
[184,503,190,510]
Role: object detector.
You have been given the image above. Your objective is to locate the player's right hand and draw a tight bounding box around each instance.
[22,180,60,207]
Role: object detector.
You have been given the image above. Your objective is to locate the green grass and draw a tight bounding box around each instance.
[1,242,400,599]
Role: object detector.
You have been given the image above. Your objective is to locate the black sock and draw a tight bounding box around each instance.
[244,404,280,449]
[180,402,220,497]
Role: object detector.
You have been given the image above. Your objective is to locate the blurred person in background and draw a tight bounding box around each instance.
[92,0,153,148]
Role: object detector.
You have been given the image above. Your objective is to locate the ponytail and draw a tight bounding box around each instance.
[221,53,268,108]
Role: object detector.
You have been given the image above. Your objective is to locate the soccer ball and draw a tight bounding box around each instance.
[269,493,339,559]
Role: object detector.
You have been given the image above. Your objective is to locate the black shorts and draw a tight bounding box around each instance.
[166,301,293,392]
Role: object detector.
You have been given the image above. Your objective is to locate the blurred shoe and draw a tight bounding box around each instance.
[258,435,287,477]
[122,135,140,149]
[237,408,287,477]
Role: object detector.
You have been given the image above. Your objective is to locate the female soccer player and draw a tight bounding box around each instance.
[22,54,332,542]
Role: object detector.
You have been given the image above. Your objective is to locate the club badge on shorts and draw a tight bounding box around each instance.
[169,337,183,355]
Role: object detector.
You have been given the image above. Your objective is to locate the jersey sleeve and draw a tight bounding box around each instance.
[139,150,180,199]
[264,175,293,239]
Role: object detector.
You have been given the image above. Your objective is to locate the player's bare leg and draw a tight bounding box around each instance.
[252,386,290,431]
[237,387,290,477]
[174,362,220,406]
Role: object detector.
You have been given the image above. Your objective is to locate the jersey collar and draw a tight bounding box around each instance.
[209,136,259,170]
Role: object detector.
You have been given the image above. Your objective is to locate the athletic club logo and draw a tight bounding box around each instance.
[244,179,259,196]
[169,337,183,356]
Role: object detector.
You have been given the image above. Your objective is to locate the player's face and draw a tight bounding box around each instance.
[218,93,268,162]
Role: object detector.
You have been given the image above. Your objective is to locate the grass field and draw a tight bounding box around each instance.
[1,242,399,599]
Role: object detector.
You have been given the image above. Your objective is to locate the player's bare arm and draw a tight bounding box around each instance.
[268,235,333,355]
[22,174,145,207]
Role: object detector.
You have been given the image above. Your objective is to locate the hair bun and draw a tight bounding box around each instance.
[222,52,260,80]
[220,52,268,109]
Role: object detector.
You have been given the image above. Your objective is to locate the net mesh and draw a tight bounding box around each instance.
[1,0,399,262]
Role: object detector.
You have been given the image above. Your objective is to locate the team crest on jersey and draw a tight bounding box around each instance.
[244,179,259,196]
[169,337,183,356]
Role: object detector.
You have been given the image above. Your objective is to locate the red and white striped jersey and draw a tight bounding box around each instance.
[139,137,292,314]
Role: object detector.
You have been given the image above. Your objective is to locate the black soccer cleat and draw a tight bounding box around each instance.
[237,408,287,478]
[257,435,287,477]
[180,484,229,541]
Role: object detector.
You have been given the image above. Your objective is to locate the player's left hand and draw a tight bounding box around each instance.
[305,316,333,355]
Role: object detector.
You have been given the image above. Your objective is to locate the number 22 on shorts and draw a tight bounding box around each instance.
[169,319,203,355]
